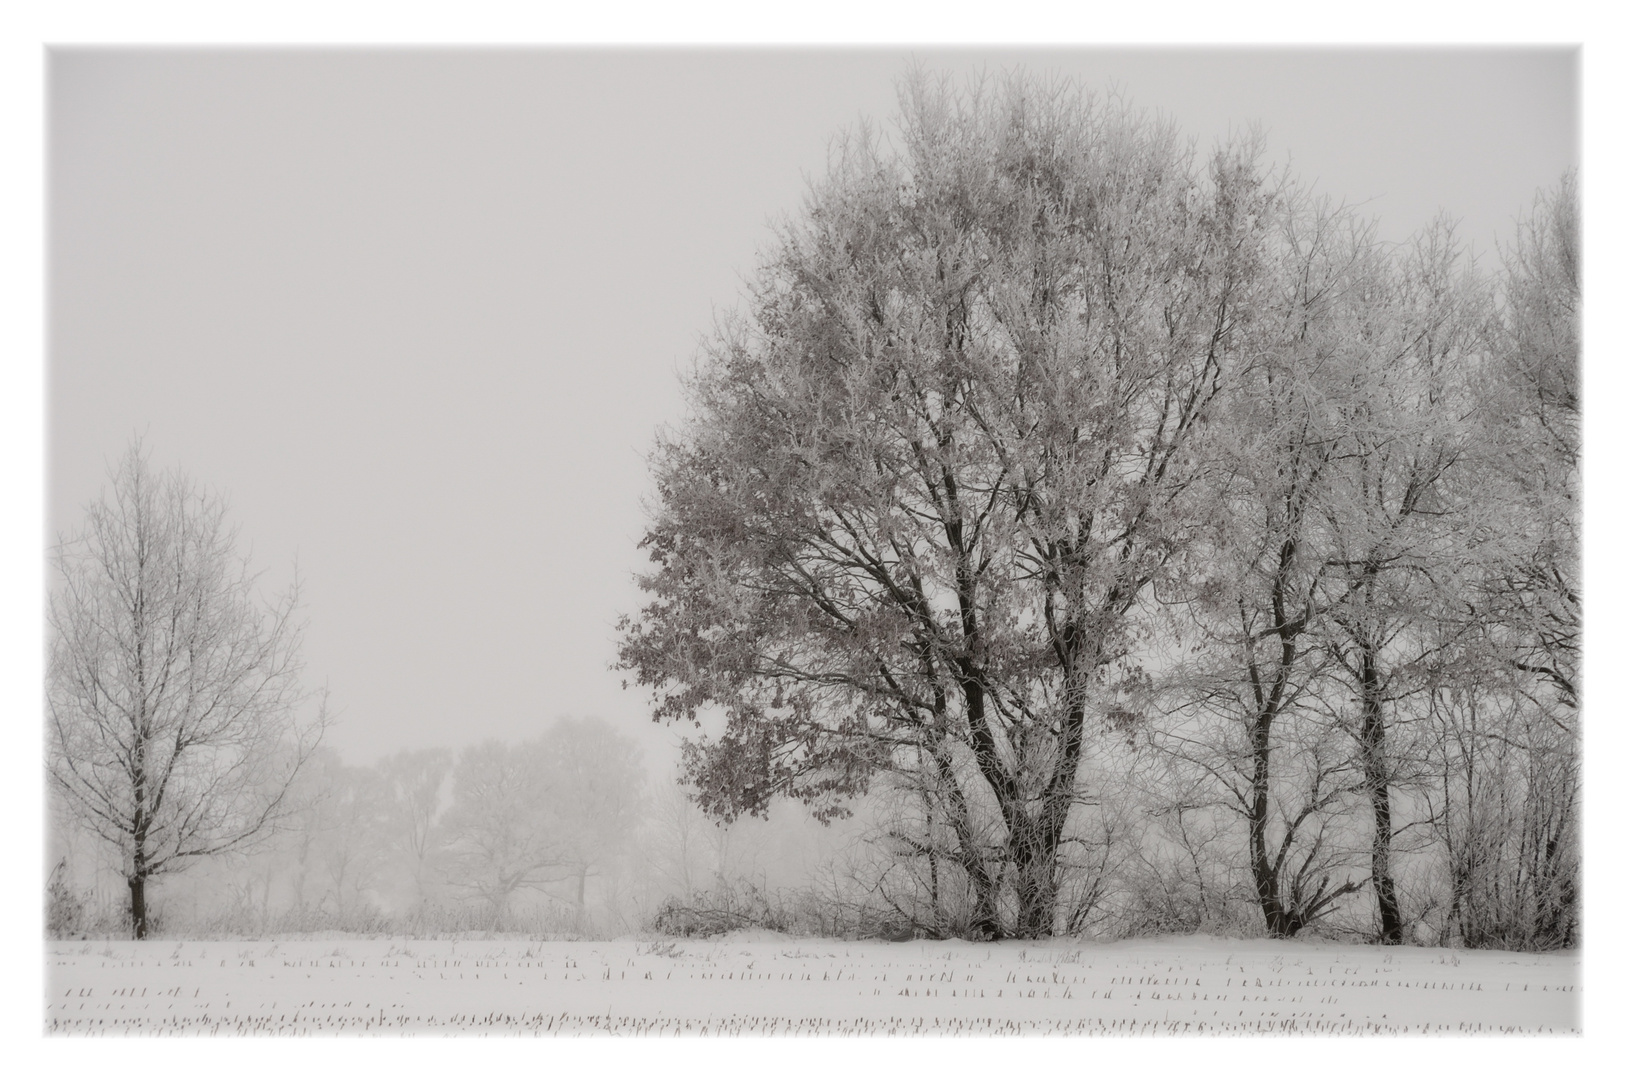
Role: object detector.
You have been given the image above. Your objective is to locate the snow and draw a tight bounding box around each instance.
[45,935,1577,1035]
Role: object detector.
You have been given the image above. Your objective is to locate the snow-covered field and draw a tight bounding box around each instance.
[46,934,1577,1035]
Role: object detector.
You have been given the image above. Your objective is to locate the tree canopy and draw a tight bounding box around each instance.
[619,73,1290,937]
[620,72,1579,944]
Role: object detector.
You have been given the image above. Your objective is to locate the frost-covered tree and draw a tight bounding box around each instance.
[618,72,1283,938]
[1479,173,1579,712]
[1417,177,1580,949]
[1307,217,1491,944]
[48,440,325,938]
[1151,190,1576,948]
[1152,196,1382,938]
[303,753,391,918]
[613,66,1579,949]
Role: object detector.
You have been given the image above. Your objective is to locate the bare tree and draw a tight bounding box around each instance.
[1305,218,1490,944]
[436,740,568,927]
[306,756,390,919]
[1151,196,1378,937]
[47,440,325,938]
[264,747,342,920]
[377,747,453,913]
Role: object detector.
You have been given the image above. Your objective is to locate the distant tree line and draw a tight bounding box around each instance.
[48,717,662,938]
[617,71,1579,947]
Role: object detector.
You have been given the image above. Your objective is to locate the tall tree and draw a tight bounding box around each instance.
[619,72,1281,938]
[1155,197,1379,937]
[48,440,325,938]
[1312,217,1489,944]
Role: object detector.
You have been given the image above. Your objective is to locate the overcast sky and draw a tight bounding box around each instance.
[48,48,1577,768]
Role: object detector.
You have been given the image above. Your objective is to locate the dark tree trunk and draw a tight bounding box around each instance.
[997,752,1076,938]
[1010,818,1061,937]
[129,762,151,940]
[926,729,1002,940]
[1359,640,1403,945]
[128,873,149,940]
[1248,710,1291,938]
[948,801,1002,941]
[1245,642,1290,937]
[1008,718,1086,939]
[967,878,1002,939]
[995,637,1094,940]
[1247,539,1312,938]
[924,799,942,936]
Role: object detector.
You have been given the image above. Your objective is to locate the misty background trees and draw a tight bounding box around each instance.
[47,711,861,940]
[48,71,1578,950]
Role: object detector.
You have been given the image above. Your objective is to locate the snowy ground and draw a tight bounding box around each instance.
[45,933,1577,1035]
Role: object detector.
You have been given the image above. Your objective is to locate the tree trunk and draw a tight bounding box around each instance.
[487,888,510,932]
[962,863,1002,940]
[1010,819,1060,937]
[924,798,941,936]
[946,817,1002,940]
[926,729,1002,939]
[1011,719,1084,939]
[128,874,149,940]
[1359,641,1403,945]
[1248,709,1291,937]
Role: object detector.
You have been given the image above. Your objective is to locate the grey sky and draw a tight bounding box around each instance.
[48,48,1577,768]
